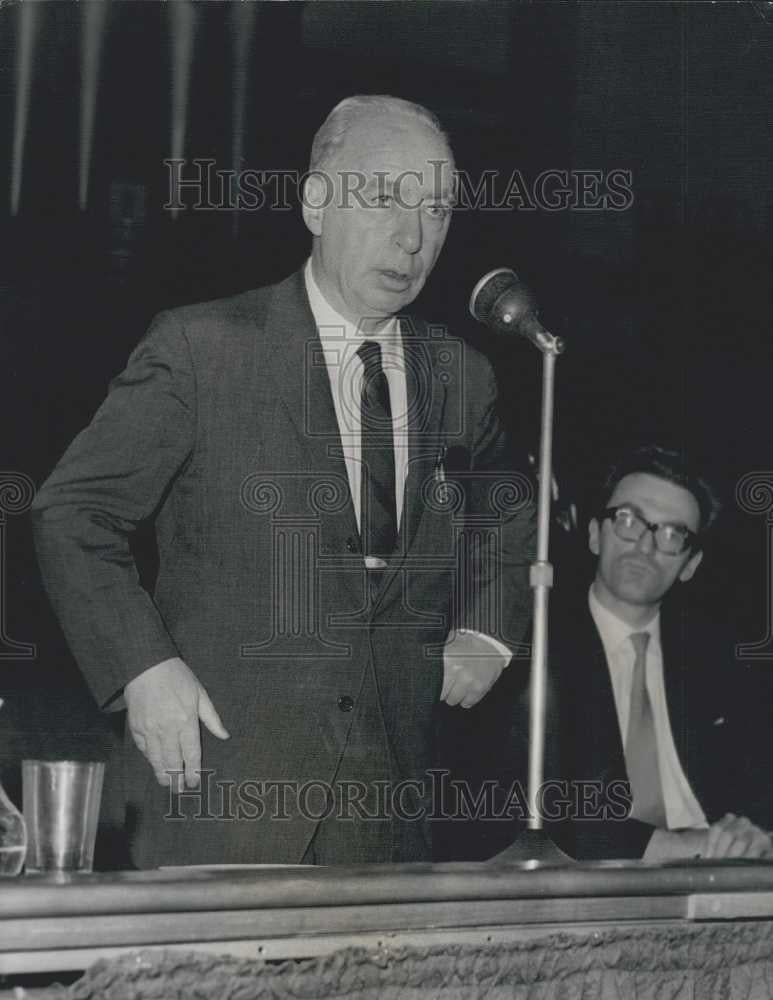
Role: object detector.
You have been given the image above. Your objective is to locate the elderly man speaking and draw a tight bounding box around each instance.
[32,95,535,867]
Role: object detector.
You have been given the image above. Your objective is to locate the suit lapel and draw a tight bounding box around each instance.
[375,320,447,608]
[555,599,625,780]
[258,270,361,550]
[580,609,627,777]
[257,282,449,614]
[401,323,448,552]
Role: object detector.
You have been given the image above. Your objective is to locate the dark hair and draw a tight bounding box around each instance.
[597,444,722,537]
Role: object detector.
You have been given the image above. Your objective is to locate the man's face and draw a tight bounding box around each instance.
[303,112,454,330]
[589,472,704,617]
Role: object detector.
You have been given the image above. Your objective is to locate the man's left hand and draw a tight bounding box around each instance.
[441,631,509,708]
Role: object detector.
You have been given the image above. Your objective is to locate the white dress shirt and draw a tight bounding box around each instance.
[304,260,409,534]
[588,587,707,830]
[304,259,511,666]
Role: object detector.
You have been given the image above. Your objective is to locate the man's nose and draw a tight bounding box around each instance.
[395,207,422,254]
[634,528,656,554]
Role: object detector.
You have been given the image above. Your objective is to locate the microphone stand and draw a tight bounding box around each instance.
[491,327,571,865]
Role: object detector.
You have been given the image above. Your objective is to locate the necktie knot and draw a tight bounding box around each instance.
[357,341,391,431]
[357,340,382,374]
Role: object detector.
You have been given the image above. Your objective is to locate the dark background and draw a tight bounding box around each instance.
[1,1,772,855]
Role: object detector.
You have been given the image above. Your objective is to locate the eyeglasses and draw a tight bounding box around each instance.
[602,505,698,556]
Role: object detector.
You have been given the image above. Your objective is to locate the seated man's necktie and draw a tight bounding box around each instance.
[625,631,667,829]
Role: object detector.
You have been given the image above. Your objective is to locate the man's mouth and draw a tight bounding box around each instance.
[378,269,412,287]
[619,557,655,576]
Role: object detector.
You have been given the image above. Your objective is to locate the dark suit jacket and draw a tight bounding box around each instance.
[549,587,762,860]
[31,270,536,867]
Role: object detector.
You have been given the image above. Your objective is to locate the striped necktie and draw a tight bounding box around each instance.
[357,341,397,585]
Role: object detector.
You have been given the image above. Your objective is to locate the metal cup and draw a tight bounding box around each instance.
[22,760,105,873]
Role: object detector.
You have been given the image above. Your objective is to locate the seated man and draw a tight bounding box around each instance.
[551,445,771,862]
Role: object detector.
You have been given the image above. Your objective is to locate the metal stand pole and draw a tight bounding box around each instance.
[527,347,557,830]
[490,334,570,864]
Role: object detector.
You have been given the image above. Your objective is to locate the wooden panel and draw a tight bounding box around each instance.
[687,892,773,920]
[0,895,687,952]
[0,918,713,976]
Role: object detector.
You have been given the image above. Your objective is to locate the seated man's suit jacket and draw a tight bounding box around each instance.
[549,587,763,861]
[31,269,536,867]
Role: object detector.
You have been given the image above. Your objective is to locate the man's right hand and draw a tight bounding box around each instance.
[124,657,230,791]
[704,813,773,859]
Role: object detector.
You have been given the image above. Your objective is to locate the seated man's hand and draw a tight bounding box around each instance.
[644,814,772,862]
[124,656,230,791]
[441,631,509,709]
[705,813,772,859]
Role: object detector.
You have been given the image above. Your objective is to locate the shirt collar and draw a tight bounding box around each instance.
[588,584,661,657]
[304,259,399,345]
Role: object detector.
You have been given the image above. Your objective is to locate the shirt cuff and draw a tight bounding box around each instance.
[457,629,513,667]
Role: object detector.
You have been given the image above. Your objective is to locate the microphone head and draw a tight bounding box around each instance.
[469,267,539,335]
[469,268,519,325]
[469,267,565,353]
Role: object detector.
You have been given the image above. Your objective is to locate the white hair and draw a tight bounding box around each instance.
[309,95,453,173]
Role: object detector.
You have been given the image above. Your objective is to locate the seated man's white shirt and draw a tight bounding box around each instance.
[588,587,707,830]
[305,259,511,666]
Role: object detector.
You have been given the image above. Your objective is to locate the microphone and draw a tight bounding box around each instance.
[469,268,564,354]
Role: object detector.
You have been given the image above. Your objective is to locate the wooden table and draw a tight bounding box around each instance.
[3,860,773,976]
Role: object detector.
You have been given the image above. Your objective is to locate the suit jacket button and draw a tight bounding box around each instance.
[338,695,354,713]
[345,537,356,553]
